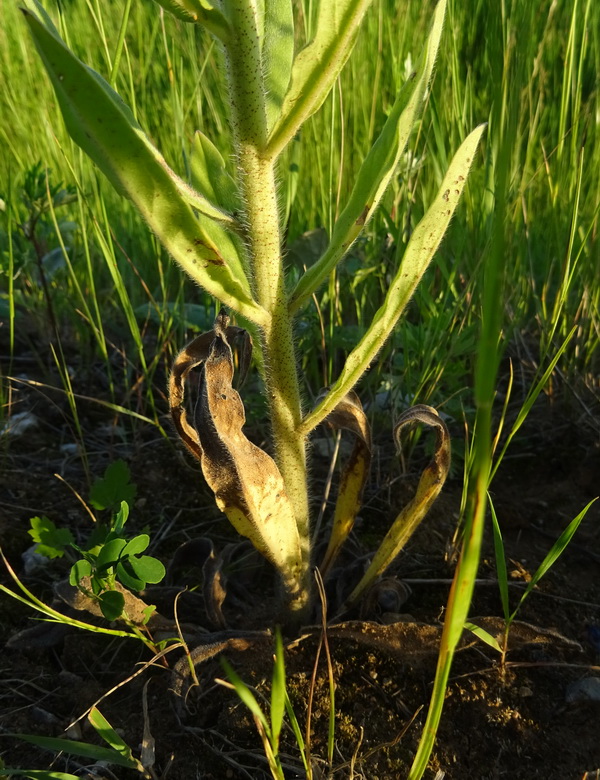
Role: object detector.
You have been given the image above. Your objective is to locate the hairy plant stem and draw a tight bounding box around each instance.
[224,0,311,619]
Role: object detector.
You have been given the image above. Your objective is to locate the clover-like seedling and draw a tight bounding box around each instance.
[69,501,165,621]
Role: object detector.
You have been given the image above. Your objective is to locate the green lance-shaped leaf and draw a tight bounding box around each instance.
[21,1,265,327]
[192,130,242,215]
[318,391,372,577]
[266,0,375,159]
[289,0,447,315]
[346,405,450,607]
[151,0,231,41]
[261,0,295,133]
[169,312,304,604]
[300,124,486,435]
[88,706,137,763]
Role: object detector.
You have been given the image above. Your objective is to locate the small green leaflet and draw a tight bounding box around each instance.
[89,460,137,511]
[28,516,74,558]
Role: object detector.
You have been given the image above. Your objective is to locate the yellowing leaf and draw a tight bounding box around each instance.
[346,405,450,606]
[318,390,372,576]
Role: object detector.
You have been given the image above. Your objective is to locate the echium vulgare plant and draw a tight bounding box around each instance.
[22,0,484,623]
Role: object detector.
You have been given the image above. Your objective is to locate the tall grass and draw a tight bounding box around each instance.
[1,0,597,417]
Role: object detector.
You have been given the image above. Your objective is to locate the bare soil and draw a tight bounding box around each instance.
[1,350,599,780]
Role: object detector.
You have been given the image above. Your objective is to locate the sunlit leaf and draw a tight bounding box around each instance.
[267,0,375,158]
[289,0,447,313]
[262,0,294,132]
[21,1,265,326]
[301,124,486,434]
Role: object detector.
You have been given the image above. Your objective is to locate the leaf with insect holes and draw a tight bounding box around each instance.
[346,405,450,606]
[28,516,74,559]
[301,123,486,434]
[21,0,265,326]
[318,390,372,577]
[169,311,303,602]
[267,0,375,158]
[289,0,447,314]
[89,460,136,512]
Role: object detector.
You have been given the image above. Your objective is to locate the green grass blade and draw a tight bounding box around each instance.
[267,0,374,159]
[0,549,132,639]
[220,658,272,738]
[488,494,510,622]
[0,771,79,779]
[88,706,136,761]
[289,0,447,315]
[21,0,264,325]
[463,621,502,654]
[7,734,139,769]
[489,325,577,482]
[301,124,486,435]
[512,498,597,620]
[270,628,286,750]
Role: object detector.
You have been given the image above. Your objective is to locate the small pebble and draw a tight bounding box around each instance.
[31,707,61,726]
[565,677,600,704]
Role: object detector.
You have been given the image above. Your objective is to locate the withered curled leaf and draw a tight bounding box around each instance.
[346,404,450,607]
[318,390,372,577]
[169,311,303,602]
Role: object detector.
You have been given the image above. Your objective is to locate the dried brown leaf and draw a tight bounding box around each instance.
[169,311,303,602]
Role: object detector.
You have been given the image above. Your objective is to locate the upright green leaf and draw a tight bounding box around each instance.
[22,1,266,326]
[88,706,135,760]
[262,0,295,132]
[267,0,374,159]
[191,130,241,214]
[300,124,486,434]
[270,628,286,751]
[511,498,597,619]
[289,0,447,314]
